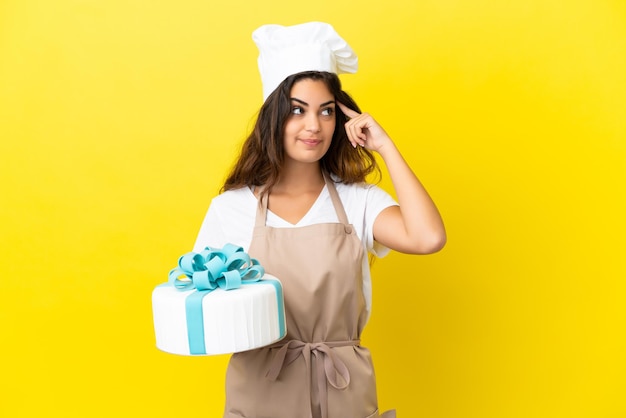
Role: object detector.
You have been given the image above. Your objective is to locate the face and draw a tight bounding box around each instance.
[283,78,336,166]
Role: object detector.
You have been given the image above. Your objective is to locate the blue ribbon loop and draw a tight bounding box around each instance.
[167,244,270,354]
[168,243,265,292]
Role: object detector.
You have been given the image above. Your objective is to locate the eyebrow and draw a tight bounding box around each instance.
[290,98,336,107]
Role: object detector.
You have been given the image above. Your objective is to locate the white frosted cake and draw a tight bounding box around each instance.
[152,274,286,355]
[153,245,286,356]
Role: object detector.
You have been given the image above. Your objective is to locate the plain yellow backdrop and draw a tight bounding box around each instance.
[1,0,625,417]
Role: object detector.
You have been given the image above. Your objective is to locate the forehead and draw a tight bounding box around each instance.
[289,79,334,103]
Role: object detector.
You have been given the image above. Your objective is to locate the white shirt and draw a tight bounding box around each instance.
[193,181,398,318]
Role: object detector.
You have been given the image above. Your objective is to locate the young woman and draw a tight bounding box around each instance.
[193,23,446,418]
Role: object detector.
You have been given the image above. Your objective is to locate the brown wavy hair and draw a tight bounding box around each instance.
[222,71,380,195]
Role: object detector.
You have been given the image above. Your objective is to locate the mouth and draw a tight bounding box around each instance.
[299,138,322,146]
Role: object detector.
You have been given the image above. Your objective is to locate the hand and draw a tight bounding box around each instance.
[338,104,446,255]
[338,102,393,152]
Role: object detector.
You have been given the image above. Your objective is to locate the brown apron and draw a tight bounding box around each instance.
[223,173,396,418]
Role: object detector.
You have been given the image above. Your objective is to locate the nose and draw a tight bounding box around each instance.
[305,113,321,133]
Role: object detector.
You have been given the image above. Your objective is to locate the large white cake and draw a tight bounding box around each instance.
[152,274,286,355]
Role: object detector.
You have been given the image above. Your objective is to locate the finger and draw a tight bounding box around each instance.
[344,121,360,148]
[345,123,358,148]
[338,104,359,147]
[349,116,369,142]
[347,120,367,147]
[337,102,361,119]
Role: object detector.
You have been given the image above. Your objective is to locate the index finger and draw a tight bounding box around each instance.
[337,102,360,119]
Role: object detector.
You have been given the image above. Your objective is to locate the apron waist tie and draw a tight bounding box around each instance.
[266,339,360,418]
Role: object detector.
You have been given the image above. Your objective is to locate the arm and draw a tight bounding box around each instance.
[338,103,446,254]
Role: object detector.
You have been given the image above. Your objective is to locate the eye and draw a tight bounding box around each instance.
[321,107,334,117]
[291,106,304,115]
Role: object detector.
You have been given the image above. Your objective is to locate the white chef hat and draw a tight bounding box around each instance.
[252,22,358,101]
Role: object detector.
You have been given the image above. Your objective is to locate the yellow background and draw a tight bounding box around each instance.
[1,0,625,416]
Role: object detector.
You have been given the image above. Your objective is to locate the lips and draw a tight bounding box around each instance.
[299,138,322,146]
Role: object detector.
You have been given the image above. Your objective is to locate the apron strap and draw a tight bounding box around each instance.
[253,171,351,228]
[253,183,272,228]
[322,171,350,226]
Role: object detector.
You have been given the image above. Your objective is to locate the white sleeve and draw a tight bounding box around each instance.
[192,201,228,253]
[192,189,257,253]
[363,184,398,257]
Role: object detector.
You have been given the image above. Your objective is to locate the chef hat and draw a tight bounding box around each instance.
[252,22,358,101]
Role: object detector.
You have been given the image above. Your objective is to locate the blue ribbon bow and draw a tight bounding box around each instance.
[167,244,266,354]
[168,243,265,292]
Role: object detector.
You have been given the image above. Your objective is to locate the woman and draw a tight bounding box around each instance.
[193,23,446,418]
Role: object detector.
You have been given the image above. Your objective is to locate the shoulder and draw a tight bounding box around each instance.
[205,187,258,225]
[209,187,257,211]
[333,179,396,207]
[193,187,257,252]
[212,187,255,203]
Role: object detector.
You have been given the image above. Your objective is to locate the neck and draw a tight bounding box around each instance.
[274,162,325,193]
